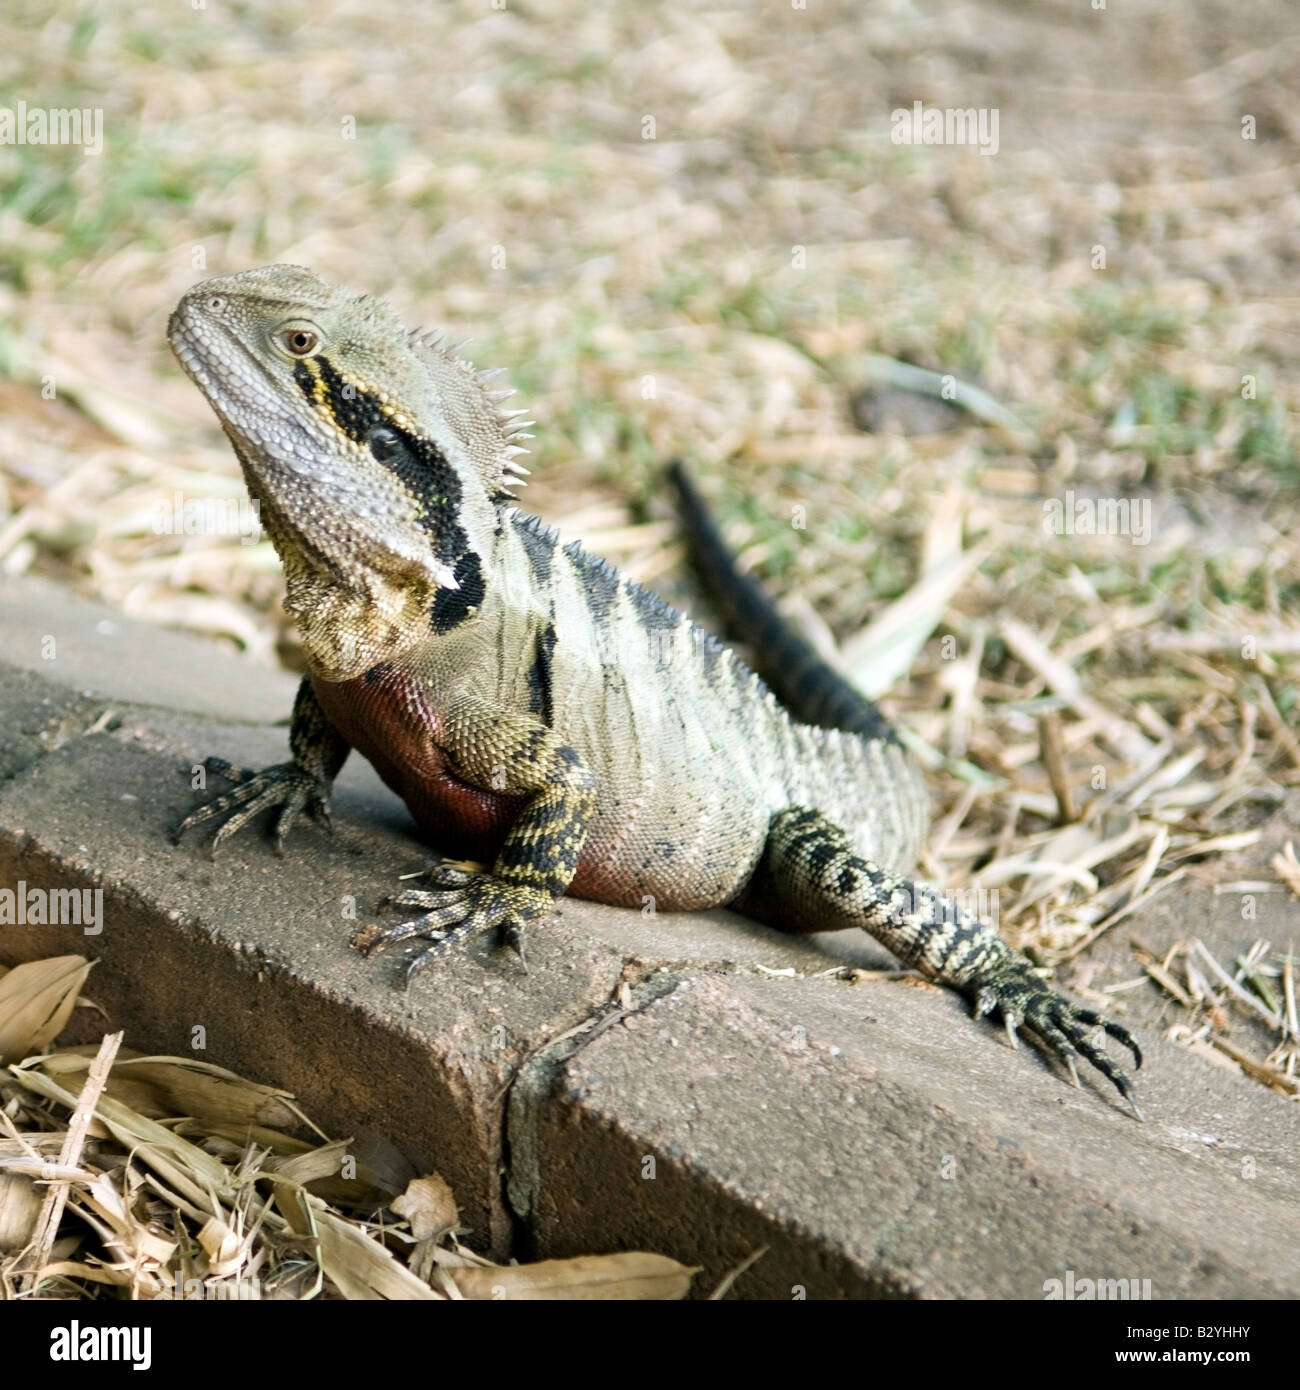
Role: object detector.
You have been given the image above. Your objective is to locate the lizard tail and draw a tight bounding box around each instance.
[667,461,900,745]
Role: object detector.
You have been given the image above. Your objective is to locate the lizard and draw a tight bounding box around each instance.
[167,263,1142,1116]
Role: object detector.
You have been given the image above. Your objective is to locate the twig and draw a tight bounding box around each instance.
[1037,710,1076,823]
[708,1246,768,1301]
[1059,867,1186,961]
[1000,619,1150,762]
[1206,1035,1300,1097]
[16,1029,124,1294]
[1255,679,1300,772]
[1142,960,1195,1010]
[1191,939,1285,1029]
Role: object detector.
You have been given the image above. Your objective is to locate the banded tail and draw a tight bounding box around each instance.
[667,461,899,745]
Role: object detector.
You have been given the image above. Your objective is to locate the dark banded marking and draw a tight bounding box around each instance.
[666,461,900,746]
[511,511,558,588]
[526,620,557,725]
[563,540,621,625]
[430,550,486,634]
[625,578,682,633]
[294,355,469,564]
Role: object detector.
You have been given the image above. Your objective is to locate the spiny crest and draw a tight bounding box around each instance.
[406,326,536,500]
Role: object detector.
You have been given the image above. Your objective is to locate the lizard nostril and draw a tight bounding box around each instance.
[207,295,226,312]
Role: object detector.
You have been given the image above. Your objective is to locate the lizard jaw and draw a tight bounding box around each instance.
[168,286,464,602]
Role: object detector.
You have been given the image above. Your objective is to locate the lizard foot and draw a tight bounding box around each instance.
[362,870,550,983]
[971,954,1143,1118]
[172,757,334,855]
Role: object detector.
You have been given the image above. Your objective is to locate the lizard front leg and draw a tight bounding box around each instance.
[743,806,1143,1115]
[360,699,597,983]
[173,677,350,854]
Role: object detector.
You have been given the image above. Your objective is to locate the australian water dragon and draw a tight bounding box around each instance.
[168,265,1141,1114]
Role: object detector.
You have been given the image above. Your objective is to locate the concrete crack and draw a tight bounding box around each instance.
[499,960,685,1254]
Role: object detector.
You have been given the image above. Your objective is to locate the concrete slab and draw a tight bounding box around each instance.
[518,971,1299,1297]
[2,576,1298,1295]
[0,575,295,723]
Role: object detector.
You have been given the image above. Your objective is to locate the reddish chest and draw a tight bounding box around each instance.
[310,668,523,863]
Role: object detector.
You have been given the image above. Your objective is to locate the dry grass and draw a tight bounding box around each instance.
[0,958,699,1299]
[0,0,1298,1114]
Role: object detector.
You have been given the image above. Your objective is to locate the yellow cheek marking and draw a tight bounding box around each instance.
[295,357,337,423]
[301,359,424,461]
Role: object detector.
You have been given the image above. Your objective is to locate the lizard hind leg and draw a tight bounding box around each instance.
[741,806,1143,1115]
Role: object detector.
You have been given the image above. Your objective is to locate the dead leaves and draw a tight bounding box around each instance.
[0,955,697,1300]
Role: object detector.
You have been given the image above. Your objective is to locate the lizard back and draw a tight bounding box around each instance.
[312,502,928,911]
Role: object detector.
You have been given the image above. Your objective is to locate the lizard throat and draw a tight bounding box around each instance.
[287,354,493,644]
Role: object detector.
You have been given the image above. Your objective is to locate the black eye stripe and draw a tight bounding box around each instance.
[294,355,470,565]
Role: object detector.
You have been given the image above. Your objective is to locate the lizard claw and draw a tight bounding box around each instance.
[502,922,529,973]
[174,757,334,854]
[365,874,552,982]
[967,952,1143,1116]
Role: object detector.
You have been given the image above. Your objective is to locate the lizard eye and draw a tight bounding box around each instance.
[367,426,403,462]
[281,327,319,356]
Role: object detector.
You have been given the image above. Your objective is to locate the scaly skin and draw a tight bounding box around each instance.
[168,264,1142,1115]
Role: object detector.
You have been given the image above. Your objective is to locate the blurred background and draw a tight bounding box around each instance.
[1,0,1298,957]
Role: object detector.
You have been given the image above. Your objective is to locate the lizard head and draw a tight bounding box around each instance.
[168,263,531,613]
